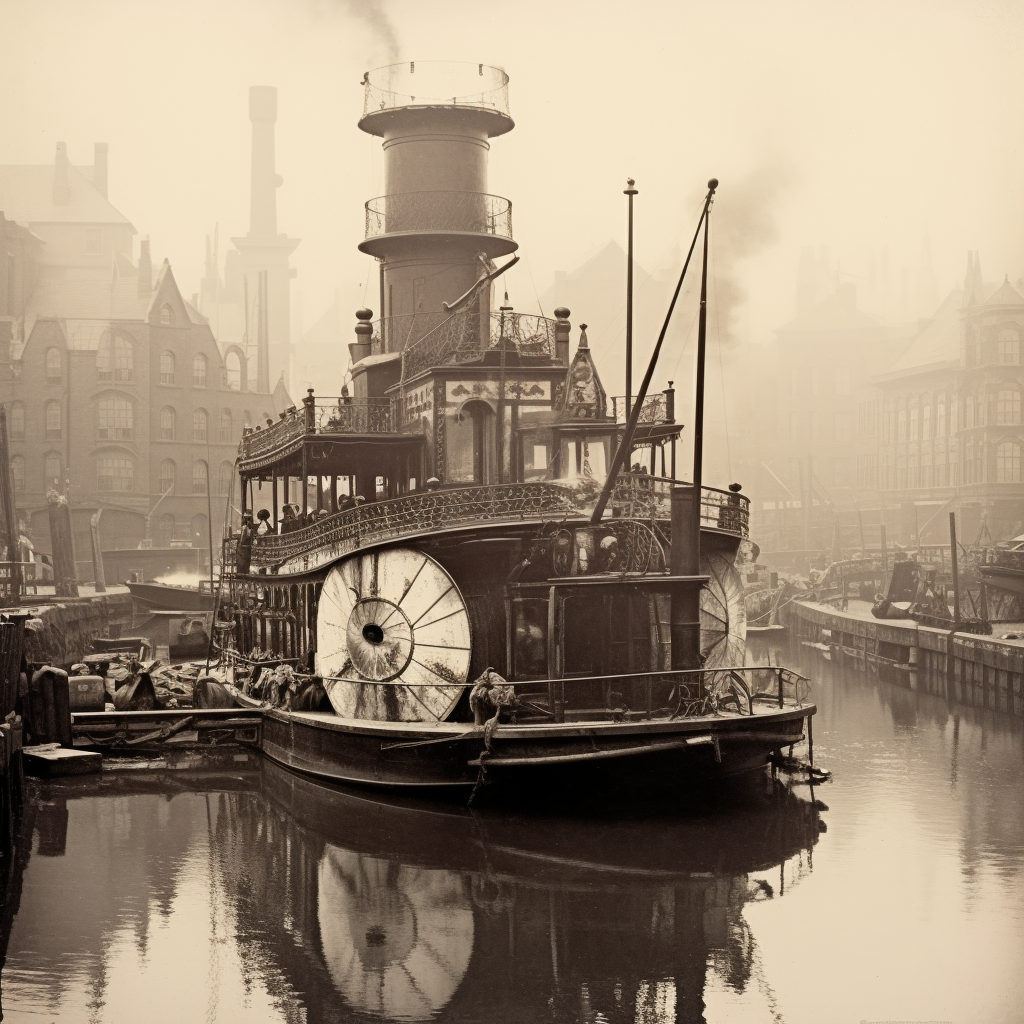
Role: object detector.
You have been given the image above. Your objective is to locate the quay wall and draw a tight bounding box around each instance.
[785,600,1024,718]
[22,594,135,669]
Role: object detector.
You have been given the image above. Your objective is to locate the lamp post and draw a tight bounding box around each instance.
[624,178,638,421]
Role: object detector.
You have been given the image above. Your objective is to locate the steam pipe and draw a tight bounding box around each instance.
[591,179,718,525]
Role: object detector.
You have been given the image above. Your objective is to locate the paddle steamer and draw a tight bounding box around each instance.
[216,61,814,793]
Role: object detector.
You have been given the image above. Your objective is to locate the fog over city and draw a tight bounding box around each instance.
[4,0,1023,375]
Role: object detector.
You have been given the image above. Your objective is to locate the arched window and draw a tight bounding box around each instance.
[43,452,61,490]
[897,406,906,442]
[45,401,61,439]
[97,455,134,492]
[219,408,233,443]
[158,459,176,494]
[159,406,176,440]
[192,460,208,495]
[965,395,975,429]
[9,402,24,440]
[97,332,133,382]
[936,398,946,437]
[225,351,242,391]
[97,395,133,440]
[909,406,919,441]
[158,513,175,547]
[160,304,173,326]
[922,403,931,440]
[998,328,1021,365]
[997,388,1021,425]
[160,351,175,385]
[192,408,208,442]
[192,354,207,388]
[191,513,208,548]
[996,440,1022,483]
[218,461,233,496]
[45,348,61,383]
[10,456,24,492]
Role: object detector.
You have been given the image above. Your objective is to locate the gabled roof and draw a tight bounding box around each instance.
[0,163,134,228]
[146,260,192,326]
[983,275,1024,308]
[876,287,963,380]
[272,374,294,412]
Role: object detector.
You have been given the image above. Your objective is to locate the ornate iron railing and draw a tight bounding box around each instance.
[610,393,670,423]
[239,408,305,462]
[362,61,510,118]
[599,474,749,537]
[248,482,580,568]
[314,397,396,434]
[365,191,512,241]
[401,309,559,381]
[245,475,748,570]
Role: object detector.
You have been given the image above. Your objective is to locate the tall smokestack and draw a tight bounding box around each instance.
[138,238,152,298]
[93,143,109,198]
[248,86,280,238]
[53,142,70,206]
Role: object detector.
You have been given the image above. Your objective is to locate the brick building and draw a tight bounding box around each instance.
[0,142,282,569]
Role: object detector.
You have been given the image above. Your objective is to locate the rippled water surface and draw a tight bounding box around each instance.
[1,642,1022,1024]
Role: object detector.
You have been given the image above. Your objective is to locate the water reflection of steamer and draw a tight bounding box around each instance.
[222,761,824,1023]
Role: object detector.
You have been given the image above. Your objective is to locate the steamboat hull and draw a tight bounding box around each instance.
[247,696,813,794]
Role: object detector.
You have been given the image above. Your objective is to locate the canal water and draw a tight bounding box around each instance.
[1,642,1022,1024]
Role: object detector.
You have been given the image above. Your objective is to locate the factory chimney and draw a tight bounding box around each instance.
[138,238,152,297]
[53,142,70,206]
[231,86,299,391]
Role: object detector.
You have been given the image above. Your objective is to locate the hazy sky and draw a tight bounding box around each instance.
[3,0,1024,365]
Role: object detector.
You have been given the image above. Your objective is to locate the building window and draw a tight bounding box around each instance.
[97,333,133,382]
[858,401,877,439]
[45,401,61,439]
[45,348,61,384]
[908,452,919,489]
[935,450,947,488]
[218,461,233,496]
[996,440,1022,482]
[159,459,175,494]
[192,408,208,442]
[43,452,61,490]
[158,513,175,546]
[9,402,24,440]
[97,456,134,492]
[997,388,1021,425]
[192,353,207,388]
[191,513,208,548]
[97,395,134,440]
[160,351,176,385]
[225,351,242,391]
[909,406,919,441]
[936,399,946,437]
[897,407,906,442]
[965,396,975,429]
[997,328,1021,365]
[160,406,176,440]
[192,460,208,495]
[10,455,24,492]
[921,449,932,488]
[922,404,931,440]
[85,228,102,255]
[219,409,233,443]
[160,304,173,326]
[857,454,878,489]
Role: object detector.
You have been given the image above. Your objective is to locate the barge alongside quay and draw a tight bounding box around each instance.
[210,62,814,796]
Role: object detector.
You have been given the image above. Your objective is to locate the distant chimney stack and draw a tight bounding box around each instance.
[248,86,281,238]
[138,238,152,298]
[53,142,70,206]
[93,142,108,198]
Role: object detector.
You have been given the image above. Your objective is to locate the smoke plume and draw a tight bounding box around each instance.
[707,159,797,345]
[337,0,400,62]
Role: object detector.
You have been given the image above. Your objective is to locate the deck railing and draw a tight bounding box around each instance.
[365,191,512,241]
[277,665,811,725]
[609,393,671,423]
[313,396,396,435]
[400,308,560,381]
[245,474,749,570]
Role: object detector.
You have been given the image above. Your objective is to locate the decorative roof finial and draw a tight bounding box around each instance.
[578,324,589,350]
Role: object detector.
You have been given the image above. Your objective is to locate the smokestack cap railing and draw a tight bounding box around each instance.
[364,191,513,242]
[362,61,511,119]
